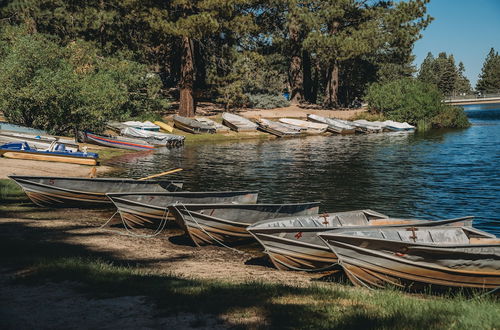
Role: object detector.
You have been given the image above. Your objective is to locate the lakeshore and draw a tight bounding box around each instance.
[1,180,499,329]
[0,106,364,178]
[1,105,499,328]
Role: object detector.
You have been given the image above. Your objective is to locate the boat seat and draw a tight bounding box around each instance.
[336,212,370,226]
[54,143,66,152]
[397,228,470,244]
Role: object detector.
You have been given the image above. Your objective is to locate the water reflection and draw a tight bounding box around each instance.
[110,106,500,235]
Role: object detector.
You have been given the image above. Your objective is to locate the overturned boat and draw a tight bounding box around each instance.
[306,114,356,134]
[9,175,183,208]
[318,225,499,290]
[194,117,230,132]
[256,118,302,137]
[173,115,216,134]
[107,191,259,227]
[221,113,258,132]
[279,118,328,134]
[168,202,320,246]
[248,211,474,272]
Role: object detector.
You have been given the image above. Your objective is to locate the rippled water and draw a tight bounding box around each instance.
[110,104,500,235]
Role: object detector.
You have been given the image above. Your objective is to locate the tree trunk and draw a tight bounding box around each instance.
[288,21,303,104]
[303,50,312,103]
[323,61,339,108]
[179,36,196,117]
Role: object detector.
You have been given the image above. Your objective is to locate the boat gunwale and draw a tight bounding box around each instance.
[9,176,182,197]
[320,238,500,277]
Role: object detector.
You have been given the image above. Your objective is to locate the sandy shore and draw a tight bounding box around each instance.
[0,158,112,179]
[0,206,318,328]
[238,105,365,119]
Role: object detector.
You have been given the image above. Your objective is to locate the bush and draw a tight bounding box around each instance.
[366,78,470,129]
[247,94,289,109]
[0,28,167,135]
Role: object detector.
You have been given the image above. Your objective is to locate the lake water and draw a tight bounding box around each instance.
[110,104,500,236]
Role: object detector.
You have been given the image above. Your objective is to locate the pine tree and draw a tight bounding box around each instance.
[454,62,472,95]
[418,52,438,86]
[476,48,500,94]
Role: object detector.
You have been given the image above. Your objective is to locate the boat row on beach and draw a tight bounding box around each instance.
[8,174,499,292]
[0,113,415,165]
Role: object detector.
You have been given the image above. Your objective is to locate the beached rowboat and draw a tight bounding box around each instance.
[279,118,328,134]
[107,191,259,227]
[173,115,216,134]
[195,117,230,132]
[318,225,499,290]
[306,114,356,134]
[9,176,183,208]
[221,113,258,132]
[248,213,475,272]
[256,118,302,137]
[79,131,157,151]
[168,202,320,246]
[120,127,185,147]
[0,131,79,152]
[0,142,98,166]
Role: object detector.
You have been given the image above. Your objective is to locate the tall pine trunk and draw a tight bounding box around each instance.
[288,20,304,104]
[323,22,340,108]
[323,61,339,108]
[179,36,196,117]
[303,50,312,103]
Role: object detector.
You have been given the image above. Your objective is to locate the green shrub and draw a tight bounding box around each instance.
[366,78,470,129]
[248,93,289,109]
[0,28,167,135]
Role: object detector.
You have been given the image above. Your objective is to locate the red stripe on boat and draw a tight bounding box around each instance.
[87,133,154,149]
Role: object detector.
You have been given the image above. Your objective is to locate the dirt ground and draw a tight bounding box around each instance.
[0,206,319,329]
[0,158,112,179]
[238,105,365,120]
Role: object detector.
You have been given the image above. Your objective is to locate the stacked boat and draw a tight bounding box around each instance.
[9,172,499,293]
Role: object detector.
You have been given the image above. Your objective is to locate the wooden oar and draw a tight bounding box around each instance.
[138,168,183,180]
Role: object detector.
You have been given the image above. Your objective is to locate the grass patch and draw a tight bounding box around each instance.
[350,112,386,122]
[9,256,499,329]
[0,178,25,201]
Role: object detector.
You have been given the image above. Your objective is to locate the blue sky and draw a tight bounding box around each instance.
[413,0,500,87]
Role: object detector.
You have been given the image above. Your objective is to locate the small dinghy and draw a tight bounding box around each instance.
[306,114,356,134]
[120,127,185,147]
[248,213,474,272]
[168,202,320,246]
[381,120,415,131]
[279,118,328,134]
[335,118,383,133]
[0,131,79,152]
[10,175,183,207]
[195,117,230,132]
[221,113,258,132]
[256,118,302,137]
[0,141,98,166]
[79,131,157,151]
[318,225,499,290]
[107,191,259,227]
[173,115,216,134]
